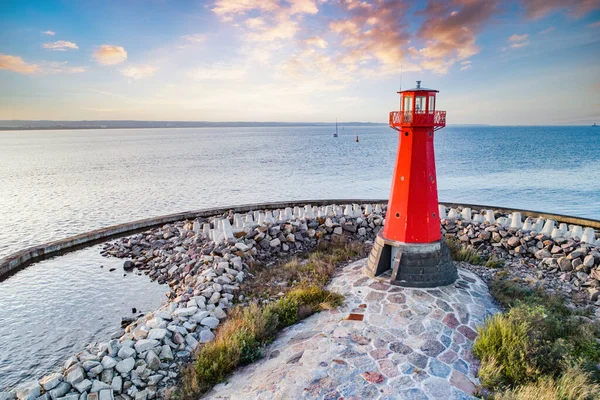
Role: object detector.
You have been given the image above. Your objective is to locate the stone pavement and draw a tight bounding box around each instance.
[204,258,500,400]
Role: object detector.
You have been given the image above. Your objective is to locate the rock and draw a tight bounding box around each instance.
[269,238,281,247]
[212,306,227,319]
[115,358,135,374]
[145,351,161,371]
[110,376,122,394]
[147,328,167,341]
[15,382,41,400]
[0,393,16,400]
[100,356,117,370]
[584,254,595,268]
[173,307,197,317]
[73,380,92,394]
[208,292,221,305]
[64,365,85,385]
[185,334,199,350]
[333,227,343,235]
[200,316,219,329]
[40,373,63,391]
[361,371,384,384]
[507,237,520,247]
[199,330,215,343]
[572,258,583,269]
[558,257,573,272]
[159,345,174,361]
[134,339,159,353]
[56,395,78,400]
[90,381,111,393]
[123,261,134,271]
[534,249,551,260]
[117,346,135,359]
[48,382,71,400]
[98,390,113,400]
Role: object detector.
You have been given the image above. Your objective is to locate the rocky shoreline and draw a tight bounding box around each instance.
[2,203,599,400]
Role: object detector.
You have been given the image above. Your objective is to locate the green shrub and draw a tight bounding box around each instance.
[495,364,600,400]
[484,255,505,268]
[475,279,600,393]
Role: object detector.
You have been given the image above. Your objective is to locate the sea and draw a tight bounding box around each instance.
[0,124,599,388]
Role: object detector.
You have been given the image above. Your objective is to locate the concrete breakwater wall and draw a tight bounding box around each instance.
[1,200,599,280]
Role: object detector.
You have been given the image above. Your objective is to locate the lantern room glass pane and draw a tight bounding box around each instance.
[415,96,426,113]
[403,96,412,111]
[429,96,435,112]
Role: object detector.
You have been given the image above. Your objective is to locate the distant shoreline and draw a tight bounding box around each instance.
[0,121,495,131]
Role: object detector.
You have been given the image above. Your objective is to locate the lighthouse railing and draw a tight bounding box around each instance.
[389,111,446,129]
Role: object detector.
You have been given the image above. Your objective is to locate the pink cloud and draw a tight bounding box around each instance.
[539,26,554,34]
[93,45,127,65]
[510,41,529,48]
[413,0,500,73]
[508,34,528,42]
[589,21,600,28]
[42,40,78,51]
[521,0,600,19]
[41,30,55,36]
[0,54,40,74]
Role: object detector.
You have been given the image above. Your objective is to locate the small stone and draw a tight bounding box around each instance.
[40,373,63,391]
[134,339,159,353]
[583,254,595,268]
[64,365,85,385]
[201,316,219,329]
[361,372,384,384]
[333,227,343,235]
[48,382,71,400]
[145,351,160,371]
[199,330,215,343]
[269,238,281,247]
[73,380,92,394]
[90,381,110,393]
[185,334,199,350]
[100,356,117,370]
[115,358,135,374]
[146,328,167,341]
[110,376,122,394]
[160,344,174,360]
[98,390,113,400]
[212,307,227,319]
[117,346,135,359]
[558,257,572,272]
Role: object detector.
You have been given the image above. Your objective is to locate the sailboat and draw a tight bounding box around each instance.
[593,123,598,128]
[333,118,338,137]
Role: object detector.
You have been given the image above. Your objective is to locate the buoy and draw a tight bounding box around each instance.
[356,135,359,142]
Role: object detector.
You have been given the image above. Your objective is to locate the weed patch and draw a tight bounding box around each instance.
[475,279,600,397]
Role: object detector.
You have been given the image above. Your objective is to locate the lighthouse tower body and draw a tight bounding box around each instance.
[366,81,457,288]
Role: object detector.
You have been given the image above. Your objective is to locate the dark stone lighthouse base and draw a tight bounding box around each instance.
[366,233,457,288]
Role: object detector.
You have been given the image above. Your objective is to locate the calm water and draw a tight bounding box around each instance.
[0,125,599,388]
[0,245,166,389]
[0,126,598,260]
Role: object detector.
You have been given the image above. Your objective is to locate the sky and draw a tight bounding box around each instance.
[0,0,599,125]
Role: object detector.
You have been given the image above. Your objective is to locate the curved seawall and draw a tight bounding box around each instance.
[1,199,599,279]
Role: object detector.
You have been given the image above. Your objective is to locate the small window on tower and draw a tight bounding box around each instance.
[403,96,412,111]
[415,96,426,113]
[429,96,435,112]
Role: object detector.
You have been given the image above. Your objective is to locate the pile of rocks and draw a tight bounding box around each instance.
[440,206,600,306]
[3,204,384,400]
[4,203,598,400]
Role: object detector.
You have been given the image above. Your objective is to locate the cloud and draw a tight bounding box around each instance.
[304,36,327,48]
[45,61,87,74]
[93,45,127,65]
[0,53,40,74]
[589,21,600,28]
[120,65,158,79]
[508,34,529,42]
[510,41,529,48]
[461,60,472,65]
[41,30,55,36]
[412,0,500,73]
[42,40,78,51]
[539,26,555,34]
[460,65,472,70]
[188,63,247,81]
[181,34,206,43]
[521,0,600,19]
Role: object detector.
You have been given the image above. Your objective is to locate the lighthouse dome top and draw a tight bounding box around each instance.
[399,80,439,93]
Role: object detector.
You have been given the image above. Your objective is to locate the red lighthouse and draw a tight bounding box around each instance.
[367,81,457,287]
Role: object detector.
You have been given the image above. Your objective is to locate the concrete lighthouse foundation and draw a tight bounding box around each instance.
[366,234,457,288]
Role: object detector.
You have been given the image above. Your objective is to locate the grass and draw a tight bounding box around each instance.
[474,279,600,399]
[445,237,504,268]
[176,238,366,399]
